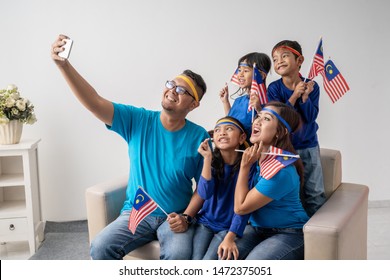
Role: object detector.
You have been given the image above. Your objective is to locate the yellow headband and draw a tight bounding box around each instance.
[176,75,199,102]
[215,118,249,148]
[215,118,245,133]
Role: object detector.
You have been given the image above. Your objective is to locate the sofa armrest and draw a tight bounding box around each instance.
[320,148,342,198]
[303,183,369,259]
[85,175,128,242]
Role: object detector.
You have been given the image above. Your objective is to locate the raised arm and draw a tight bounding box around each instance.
[219,83,231,115]
[234,143,272,215]
[51,35,114,125]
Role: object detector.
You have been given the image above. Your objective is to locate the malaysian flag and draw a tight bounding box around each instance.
[308,38,324,80]
[249,65,267,111]
[320,59,350,103]
[260,146,299,180]
[230,67,240,86]
[128,187,158,234]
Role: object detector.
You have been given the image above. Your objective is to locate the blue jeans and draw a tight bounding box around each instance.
[297,145,326,217]
[90,211,195,260]
[192,223,229,260]
[235,225,305,260]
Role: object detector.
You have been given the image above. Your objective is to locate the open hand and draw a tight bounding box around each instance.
[218,239,239,260]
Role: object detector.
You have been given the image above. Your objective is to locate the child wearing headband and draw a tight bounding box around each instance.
[234,101,309,260]
[267,40,326,217]
[192,116,256,260]
[220,52,271,139]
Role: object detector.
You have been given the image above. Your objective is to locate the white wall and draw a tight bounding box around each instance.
[0,0,388,221]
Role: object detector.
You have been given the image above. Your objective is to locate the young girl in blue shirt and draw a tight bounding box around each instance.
[192,116,256,260]
[219,52,271,140]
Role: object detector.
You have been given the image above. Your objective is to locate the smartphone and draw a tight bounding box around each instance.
[59,39,73,59]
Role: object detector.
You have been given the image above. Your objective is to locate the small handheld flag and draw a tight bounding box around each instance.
[260,146,299,180]
[320,59,350,103]
[230,67,240,86]
[307,37,324,80]
[249,64,267,112]
[128,187,158,234]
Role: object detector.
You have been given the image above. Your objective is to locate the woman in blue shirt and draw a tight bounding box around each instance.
[234,101,309,260]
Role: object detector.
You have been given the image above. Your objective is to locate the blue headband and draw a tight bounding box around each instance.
[261,108,292,133]
[239,63,268,74]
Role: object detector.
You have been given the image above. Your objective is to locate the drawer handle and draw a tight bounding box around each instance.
[9,224,15,231]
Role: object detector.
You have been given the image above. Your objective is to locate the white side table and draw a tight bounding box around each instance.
[0,139,44,255]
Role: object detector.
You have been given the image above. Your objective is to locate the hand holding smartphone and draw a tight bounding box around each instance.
[59,38,73,59]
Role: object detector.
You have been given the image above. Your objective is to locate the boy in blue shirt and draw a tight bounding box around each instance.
[267,40,326,217]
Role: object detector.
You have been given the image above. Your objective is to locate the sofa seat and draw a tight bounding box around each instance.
[85,148,369,260]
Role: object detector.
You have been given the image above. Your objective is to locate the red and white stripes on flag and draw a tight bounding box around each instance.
[320,59,350,103]
[249,65,267,111]
[230,67,240,86]
[260,146,299,180]
[308,38,324,80]
[305,38,350,103]
[128,187,158,234]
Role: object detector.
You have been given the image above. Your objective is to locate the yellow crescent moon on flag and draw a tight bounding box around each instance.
[135,194,144,204]
[326,64,333,75]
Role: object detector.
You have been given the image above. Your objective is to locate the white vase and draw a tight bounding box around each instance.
[0,120,23,145]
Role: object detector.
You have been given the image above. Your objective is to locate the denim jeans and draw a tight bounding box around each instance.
[235,225,305,260]
[90,211,195,260]
[192,223,229,260]
[297,145,326,217]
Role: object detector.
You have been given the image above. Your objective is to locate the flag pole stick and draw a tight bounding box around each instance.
[261,152,300,158]
[251,62,257,123]
[138,186,169,216]
[304,36,323,82]
[235,149,300,158]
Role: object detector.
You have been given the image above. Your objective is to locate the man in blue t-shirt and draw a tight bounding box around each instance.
[52,34,209,259]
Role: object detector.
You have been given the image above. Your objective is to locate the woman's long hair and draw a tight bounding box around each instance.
[263,101,305,196]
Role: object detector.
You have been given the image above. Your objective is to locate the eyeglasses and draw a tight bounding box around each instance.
[165,80,195,100]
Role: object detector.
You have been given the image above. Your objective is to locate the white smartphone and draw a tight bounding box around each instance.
[59,39,73,59]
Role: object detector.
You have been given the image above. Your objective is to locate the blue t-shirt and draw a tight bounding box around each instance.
[196,164,257,237]
[228,95,253,139]
[108,103,209,216]
[267,78,320,149]
[249,165,309,228]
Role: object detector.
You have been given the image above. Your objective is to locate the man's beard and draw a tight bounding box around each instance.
[161,101,174,112]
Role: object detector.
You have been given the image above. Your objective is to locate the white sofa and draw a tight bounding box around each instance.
[85,148,369,260]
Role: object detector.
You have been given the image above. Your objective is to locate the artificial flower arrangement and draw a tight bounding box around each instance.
[0,84,37,125]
